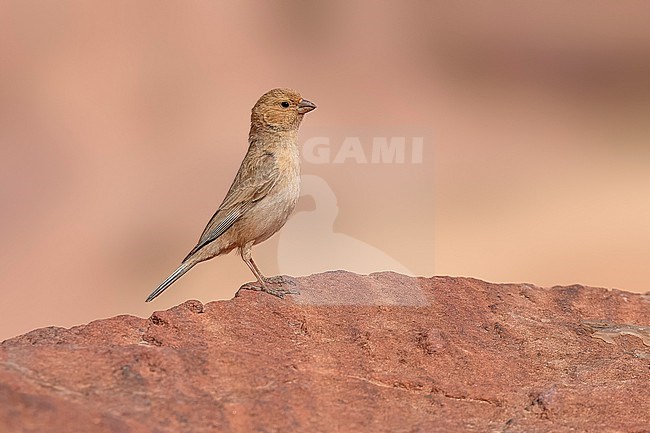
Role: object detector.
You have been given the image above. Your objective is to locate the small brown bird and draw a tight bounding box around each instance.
[146,88,316,302]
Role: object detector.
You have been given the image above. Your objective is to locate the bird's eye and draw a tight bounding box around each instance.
[281,101,290,108]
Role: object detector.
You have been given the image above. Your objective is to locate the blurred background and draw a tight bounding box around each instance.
[1,1,649,341]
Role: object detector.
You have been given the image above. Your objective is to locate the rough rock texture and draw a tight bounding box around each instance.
[1,271,649,433]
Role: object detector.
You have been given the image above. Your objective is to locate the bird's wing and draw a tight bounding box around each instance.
[183,152,278,261]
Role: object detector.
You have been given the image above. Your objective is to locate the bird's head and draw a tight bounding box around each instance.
[250,88,317,133]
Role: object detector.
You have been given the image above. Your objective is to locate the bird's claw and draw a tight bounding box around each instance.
[264,275,298,286]
[237,278,300,299]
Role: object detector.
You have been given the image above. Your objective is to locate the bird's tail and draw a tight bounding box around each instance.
[146,261,196,302]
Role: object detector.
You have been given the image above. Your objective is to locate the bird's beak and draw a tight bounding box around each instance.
[297,98,317,114]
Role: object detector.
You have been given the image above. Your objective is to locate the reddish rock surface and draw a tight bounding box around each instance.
[1,271,649,433]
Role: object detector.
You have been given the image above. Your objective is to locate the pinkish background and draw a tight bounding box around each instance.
[1,2,649,341]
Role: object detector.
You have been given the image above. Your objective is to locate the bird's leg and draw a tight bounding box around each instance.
[251,257,300,295]
[242,244,296,286]
[241,244,269,288]
[248,257,296,286]
[249,258,300,293]
[238,243,298,298]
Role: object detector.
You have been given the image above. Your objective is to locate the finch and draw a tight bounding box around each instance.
[146,88,316,302]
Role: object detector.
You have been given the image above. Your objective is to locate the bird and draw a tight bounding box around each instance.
[146,88,316,302]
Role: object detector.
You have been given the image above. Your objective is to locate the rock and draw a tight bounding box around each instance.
[1,271,649,433]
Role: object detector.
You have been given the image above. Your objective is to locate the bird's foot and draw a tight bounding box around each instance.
[237,277,300,299]
[264,275,298,286]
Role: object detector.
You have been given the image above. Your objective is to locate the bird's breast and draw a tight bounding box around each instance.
[249,144,301,244]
